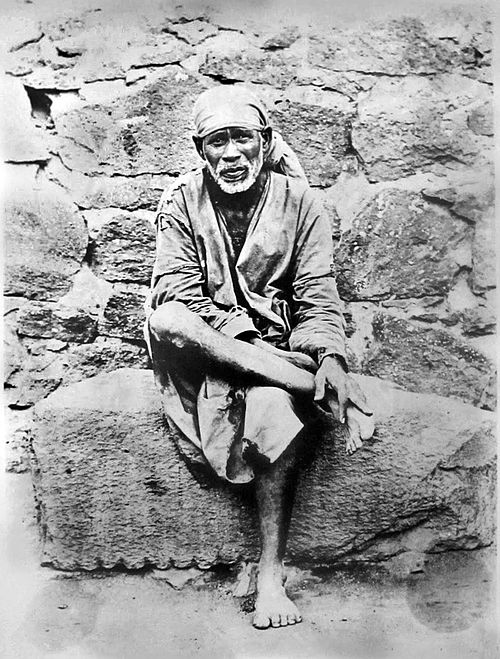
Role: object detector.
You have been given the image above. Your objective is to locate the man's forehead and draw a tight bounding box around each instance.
[204,126,258,138]
[192,87,269,139]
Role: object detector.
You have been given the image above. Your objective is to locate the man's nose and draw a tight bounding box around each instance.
[221,139,240,160]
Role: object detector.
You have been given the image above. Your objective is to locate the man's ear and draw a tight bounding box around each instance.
[261,127,273,156]
[192,135,205,160]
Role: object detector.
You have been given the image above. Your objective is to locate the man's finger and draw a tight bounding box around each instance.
[337,388,348,423]
[324,389,341,421]
[314,372,326,401]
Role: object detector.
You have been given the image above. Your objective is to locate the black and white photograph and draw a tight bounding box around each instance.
[1,0,497,656]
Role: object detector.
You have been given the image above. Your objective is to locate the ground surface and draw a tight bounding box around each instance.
[1,472,498,659]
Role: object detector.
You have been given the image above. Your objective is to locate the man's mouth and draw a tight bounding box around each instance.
[220,166,248,181]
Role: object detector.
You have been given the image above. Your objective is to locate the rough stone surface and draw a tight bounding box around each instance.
[62,338,150,384]
[352,75,492,181]
[13,19,192,88]
[467,101,494,136]
[471,207,495,293]
[334,189,471,301]
[4,181,88,301]
[31,369,495,569]
[308,18,469,76]
[1,75,50,164]
[3,323,28,385]
[165,19,218,45]
[269,99,353,186]
[54,70,207,175]
[16,300,98,343]
[8,337,150,410]
[9,351,64,409]
[2,14,43,53]
[462,306,496,337]
[4,403,33,472]
[5,268,113,413]
[91,215,156,284]
[363,313,494,407]
[421,168,494,223]
[46,159,170,211]
[99,286,148,342]
[200,47,300,88]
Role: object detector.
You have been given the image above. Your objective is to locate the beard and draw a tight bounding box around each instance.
[206,148,264,195]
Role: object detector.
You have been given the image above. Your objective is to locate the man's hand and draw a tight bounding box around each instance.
[314,355,372,423]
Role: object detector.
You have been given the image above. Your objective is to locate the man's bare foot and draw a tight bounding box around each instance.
[253,564,302,629]
[345,405,375,454]
[323,392,375,455]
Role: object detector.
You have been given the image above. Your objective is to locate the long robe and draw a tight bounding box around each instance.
[147,168,346,483]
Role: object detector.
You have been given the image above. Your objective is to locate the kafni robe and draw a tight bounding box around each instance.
[147,168,346,483]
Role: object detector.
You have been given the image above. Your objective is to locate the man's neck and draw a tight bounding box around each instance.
[206,169,269,213]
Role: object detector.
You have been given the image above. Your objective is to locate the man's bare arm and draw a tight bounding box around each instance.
[150,302,375,453]
[246,336,317,374]
[149,301,315,396]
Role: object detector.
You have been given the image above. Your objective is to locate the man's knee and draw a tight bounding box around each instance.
[149,301,194,347]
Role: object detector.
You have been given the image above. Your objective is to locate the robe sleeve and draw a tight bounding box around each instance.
[150,187,259,340]
[288,190,347,368]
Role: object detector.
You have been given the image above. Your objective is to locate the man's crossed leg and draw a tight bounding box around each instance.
[149,301,373,629]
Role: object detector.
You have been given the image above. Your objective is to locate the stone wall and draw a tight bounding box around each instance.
[3,1,495,472]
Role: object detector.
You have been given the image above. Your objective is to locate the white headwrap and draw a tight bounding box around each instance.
[192,86,308,183]
[192,86,269,139]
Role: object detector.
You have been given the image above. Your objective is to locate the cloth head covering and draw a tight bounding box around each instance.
[192,86,269,139]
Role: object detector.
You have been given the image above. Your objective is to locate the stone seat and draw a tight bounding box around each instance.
[31,368,495,570]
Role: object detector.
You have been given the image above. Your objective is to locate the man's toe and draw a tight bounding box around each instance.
[287,614,297,625]
[253,613,271,629]
[279,614,290,626]
[271,613,281,627]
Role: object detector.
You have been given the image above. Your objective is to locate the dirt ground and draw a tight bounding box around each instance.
[1,471,498,659]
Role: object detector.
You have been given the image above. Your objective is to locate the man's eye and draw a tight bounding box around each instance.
[234,133,252,142]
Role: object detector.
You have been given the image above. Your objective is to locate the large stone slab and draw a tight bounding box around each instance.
[31,368,495,570]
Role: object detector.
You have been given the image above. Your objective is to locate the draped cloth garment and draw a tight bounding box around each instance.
[147,169,346,483]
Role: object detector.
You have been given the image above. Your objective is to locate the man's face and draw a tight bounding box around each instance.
[202,127,264,194]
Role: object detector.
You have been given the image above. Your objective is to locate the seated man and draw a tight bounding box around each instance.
[147,86,374,629]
